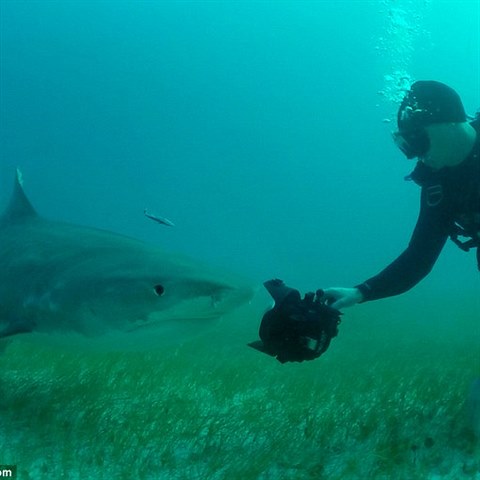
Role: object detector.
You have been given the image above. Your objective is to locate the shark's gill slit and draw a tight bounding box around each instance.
[153,285,165,296]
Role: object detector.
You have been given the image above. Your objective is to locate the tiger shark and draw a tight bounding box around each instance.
[0,170,253,350]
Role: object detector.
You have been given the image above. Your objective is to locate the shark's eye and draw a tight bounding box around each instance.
[154,285,165,296]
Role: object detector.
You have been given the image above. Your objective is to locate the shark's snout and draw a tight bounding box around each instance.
[178,278,252,308]
[148,276,253,320]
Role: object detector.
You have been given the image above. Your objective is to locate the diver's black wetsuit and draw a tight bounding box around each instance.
[356,118,480,302]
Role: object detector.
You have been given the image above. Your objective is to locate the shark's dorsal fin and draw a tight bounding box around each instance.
[0,168,38,226]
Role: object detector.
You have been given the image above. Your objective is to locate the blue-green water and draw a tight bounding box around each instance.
[1,1,479,478]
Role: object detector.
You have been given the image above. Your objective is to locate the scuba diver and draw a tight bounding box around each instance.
[249,81,478,366]
[323,80,479,308]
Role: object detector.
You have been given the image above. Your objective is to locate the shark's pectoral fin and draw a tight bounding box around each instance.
[0,318,35,338]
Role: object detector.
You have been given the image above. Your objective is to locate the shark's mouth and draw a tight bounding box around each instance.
[127,285,253,333]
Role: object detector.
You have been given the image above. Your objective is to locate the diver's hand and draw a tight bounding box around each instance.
[322,287,363,310]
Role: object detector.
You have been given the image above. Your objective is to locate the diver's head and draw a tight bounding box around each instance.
[393,80,467,160]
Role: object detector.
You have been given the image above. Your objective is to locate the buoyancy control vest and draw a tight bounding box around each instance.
[408,116,480,252]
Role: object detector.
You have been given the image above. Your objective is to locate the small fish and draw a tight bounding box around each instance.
[144,209,175,227]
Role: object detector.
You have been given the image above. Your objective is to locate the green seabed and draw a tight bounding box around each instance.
[1,292,479,480]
